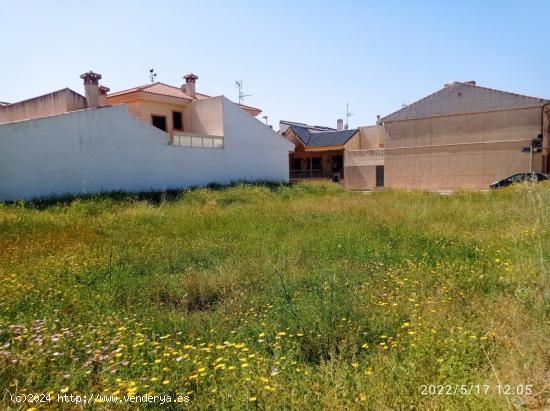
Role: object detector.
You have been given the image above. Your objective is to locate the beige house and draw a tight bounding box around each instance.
[345,81,550,191]
[0,72,261,132]
[343,125,385,189]
[380,81,549,190]
[0,88,90,124]
[283,121,385,184]
[106,74,261,140]
[284,124,359,181]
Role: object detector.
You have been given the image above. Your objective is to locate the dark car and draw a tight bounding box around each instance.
[490,172,548,189]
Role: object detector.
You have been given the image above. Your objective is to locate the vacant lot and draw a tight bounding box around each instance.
[1,183,549,410]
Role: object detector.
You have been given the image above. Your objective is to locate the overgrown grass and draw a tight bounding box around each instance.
[1,182,549,410]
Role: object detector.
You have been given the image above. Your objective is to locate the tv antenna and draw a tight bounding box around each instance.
[345,102,354,129]
[262,115,268,125]
[235,80,251,104]
[149,69,157,83]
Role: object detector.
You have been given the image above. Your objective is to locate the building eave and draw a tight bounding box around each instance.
[304,145,345,152]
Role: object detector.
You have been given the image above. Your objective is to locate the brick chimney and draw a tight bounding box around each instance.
[80,71,102,108]
[337,119,343,131]
[183,73,198,99]
[98,85,110,107]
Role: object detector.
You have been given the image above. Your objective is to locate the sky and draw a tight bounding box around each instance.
[1,0,549,130]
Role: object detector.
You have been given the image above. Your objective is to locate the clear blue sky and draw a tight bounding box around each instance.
[1,0,549,129]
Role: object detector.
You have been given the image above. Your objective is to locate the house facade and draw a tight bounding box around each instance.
[283,124,360,180]
[343,81,550,191]
[381,81,549,190]
[282,121,385,185]
[106,74,262,146]
[0,71,293,201]
[343,125,385,189]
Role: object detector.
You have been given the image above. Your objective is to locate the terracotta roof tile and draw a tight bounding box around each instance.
[108,82,261,114]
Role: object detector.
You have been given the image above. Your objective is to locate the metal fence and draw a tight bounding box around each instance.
[290,170,326,179]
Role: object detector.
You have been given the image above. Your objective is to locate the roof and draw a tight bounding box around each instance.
[279,120,336,132]
[289,125,359,147]
[382,82,550,122]
[108,82,262,115]
[0,88,85,108]
[108,82,206,101]
[0,101,10,106]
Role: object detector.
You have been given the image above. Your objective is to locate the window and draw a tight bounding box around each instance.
[177,136,192,147]
[172,111,183,130]
[510,174,523,183]
[293,159,302,170]
[213,138,224,149]
[332,155,343,172]
[151,115,167,132]
[171,135,224,149]
[311,158,322,170]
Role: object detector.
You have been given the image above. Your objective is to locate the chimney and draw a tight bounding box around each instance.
[80,71,102,108]
[98,85,110,107]
[337,118,343,131]
[183,73,198,99]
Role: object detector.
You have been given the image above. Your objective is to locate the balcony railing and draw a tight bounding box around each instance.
[290,169,327,179]
[171,132,224,149]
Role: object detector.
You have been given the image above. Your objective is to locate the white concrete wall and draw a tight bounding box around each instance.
[189,97,224,136]
[221,97,293,182]
[0,98,293,201]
